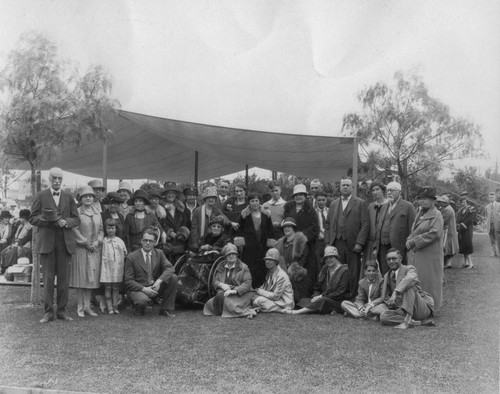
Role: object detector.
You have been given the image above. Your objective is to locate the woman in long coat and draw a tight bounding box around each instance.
[203,243,256,319]
[406,186,444,309]
[436,195,459,269]
[70,186,104,317]
[456,197,475,269]
[232,192,275,288]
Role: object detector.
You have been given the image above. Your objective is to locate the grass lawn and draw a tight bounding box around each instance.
[0,233,498,393]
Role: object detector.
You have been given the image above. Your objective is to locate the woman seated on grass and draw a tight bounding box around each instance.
[252,248,294,313]
[203,243,256,319]
[283,246,349,315]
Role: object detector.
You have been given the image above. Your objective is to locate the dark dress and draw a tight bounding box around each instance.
[232,212,275,288]
[101,210,126,240]
[457,206,475,254]
[283,200,319,296]
[223,197,248,222]
[304,263,349,314]
[124,211,161,251]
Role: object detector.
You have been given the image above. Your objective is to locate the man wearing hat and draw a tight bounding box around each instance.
[379,181,416,268]
[324,177,369,299]
[406,186,444,309]
[436,194,459,268]
[485,191,500,257]
[252,248,294,313]
[30,167,80,323]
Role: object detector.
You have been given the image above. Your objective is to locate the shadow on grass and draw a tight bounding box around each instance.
[0,233,498,393]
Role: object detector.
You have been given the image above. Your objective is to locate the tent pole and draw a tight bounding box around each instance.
[352,138,358,195]
[194,151,199,187]
[245,165,249,189]
[103,135,108,191]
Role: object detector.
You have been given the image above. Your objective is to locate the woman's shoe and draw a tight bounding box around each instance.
[77,311,85,318]
[113,309,120,315]
[281,309,293,315]
[84,307,98,317]
[108,310,115,315]
[466,265,475,270]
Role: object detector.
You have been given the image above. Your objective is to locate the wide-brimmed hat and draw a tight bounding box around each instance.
[0,211,13,220]
[127,189,151,206]
[322,246,339,261]
[202,186,218,200]
[436,195,450,204]
[117,181,132,195]
[222,243,238,257]
[209,215,225,227]
[292,184,307,196]
[281,217,297,228]
[264,248,280,262]
[78,185,96,201]
[183,186,199,196]
[149,188,164,199]
[163,181,180,194]
[88,179,105,191]
[19,209,31,220]
[102,192,125,204]
[40,208,60,222]
[416,186,437,200]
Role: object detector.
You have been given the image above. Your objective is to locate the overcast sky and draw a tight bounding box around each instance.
[1,0,499,186]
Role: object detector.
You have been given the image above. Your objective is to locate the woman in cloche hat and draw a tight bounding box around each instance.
[69,185,104,318]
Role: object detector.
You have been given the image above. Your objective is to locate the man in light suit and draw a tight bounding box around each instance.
[379,181,416,267]
[124,228,178,317]
[379,249,435,329]
[324,177,369,299]
[485,192,500,257]
[29,167,80,323]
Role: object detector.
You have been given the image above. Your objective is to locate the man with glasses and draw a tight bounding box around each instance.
[380,181,416,267]
[124,228,178,317]
[379,249,435,329]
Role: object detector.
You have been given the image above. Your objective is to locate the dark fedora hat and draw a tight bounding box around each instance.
[416,186,437,200]
[102,192,125,205]
[127,189,151,206]
[40,208,61,222]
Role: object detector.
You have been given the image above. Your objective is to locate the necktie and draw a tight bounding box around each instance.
[146,253,153,283]
[322,209,327,221]
[53,191,60,196]
[390,271,396,290]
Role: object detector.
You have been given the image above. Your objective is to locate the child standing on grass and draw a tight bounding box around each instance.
[100,219,127,314]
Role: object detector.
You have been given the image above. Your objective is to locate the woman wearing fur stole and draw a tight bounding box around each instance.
[275,217,309,303]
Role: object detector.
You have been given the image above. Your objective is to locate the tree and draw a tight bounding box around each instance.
[0,31,120,196]
[342,72,483,198]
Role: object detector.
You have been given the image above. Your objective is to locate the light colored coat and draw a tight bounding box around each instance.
[485,201,500,231]
[440,204,458,256]
[407,205,444,309]
[257,266,294,309]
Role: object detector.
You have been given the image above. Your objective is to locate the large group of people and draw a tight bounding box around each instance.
[1,166,494,329]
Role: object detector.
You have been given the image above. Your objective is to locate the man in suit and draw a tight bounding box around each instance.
[324,177,369,299]
[341,260,387,320]
[29,167,80,323]
[379,181,416,267]
[314,191,329,271]
[214,180,230,210]
[124,228,178,317]
[485,192,500,257]
[379,248,435,329]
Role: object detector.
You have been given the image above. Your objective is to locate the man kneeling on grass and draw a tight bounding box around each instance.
[341,260,387,320]
[124,228,178,317]
[378,248,435,329]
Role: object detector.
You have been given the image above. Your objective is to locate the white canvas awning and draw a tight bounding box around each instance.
[40,110,356,182]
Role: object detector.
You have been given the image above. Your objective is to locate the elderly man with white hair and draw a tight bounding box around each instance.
[379,181,416,272]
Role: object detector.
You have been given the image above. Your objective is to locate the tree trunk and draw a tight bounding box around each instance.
[29,162,42,306]
[30,163,37,197]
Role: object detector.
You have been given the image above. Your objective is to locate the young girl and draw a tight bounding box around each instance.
[100,219,127,314]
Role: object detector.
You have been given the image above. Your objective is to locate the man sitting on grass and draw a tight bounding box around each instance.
[341,260,387,320]
[124,228,178,317]
[379,248,435,329]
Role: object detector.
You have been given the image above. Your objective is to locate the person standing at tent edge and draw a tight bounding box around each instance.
[30,167,80,323]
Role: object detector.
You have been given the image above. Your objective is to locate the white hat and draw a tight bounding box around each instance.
[292,184,307,196]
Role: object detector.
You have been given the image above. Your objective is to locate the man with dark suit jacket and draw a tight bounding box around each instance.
[380,181,416,267]
[29,167,80,323]
[124,228,178,317]
[214,180,230,211]
[324,177,369,299]
[379,248,435,329]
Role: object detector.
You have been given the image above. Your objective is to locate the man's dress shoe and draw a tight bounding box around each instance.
[39,312,54,324]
